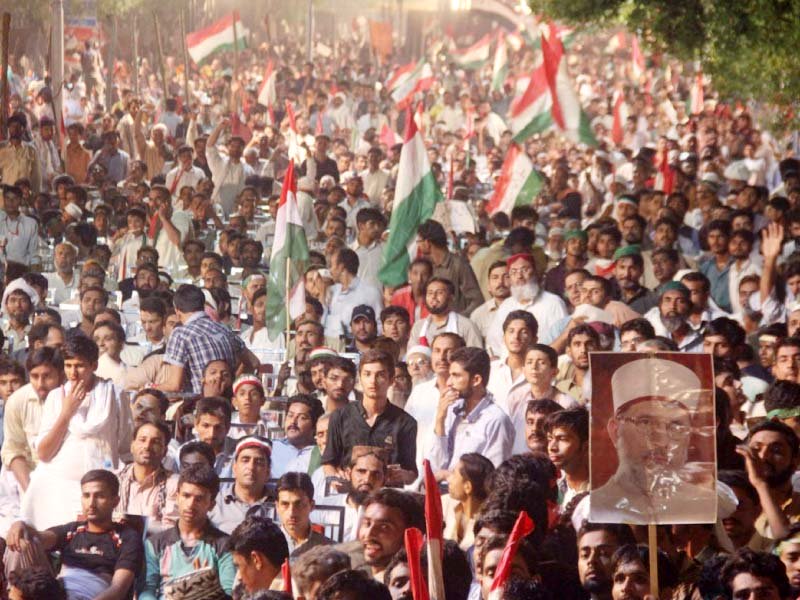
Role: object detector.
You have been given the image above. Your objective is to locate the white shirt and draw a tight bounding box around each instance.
[240,326,286,352]
[429,394,514,471]
[44,271,80,305]
[270,439,314,479]
[404,378,442,488]
[487,358,528,415]
[350,239,384,291]
[486,292,569,357]
[0,213,39,266]
[728,258,760,314]
[324,277,383,339]
[165,165,206,201]
[360,168,390,205]
[206,145,254,216]
[338,197,371,231]
[154,210,193,275]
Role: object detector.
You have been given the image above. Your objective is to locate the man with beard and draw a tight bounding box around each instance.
[739,421,800,541]
[405,333,465,483]
[358,488,424,581]
[44,242,80,305]
[206,117,254,217]
[590,357,716,524]
[470,261,510,340]
[486,254,568,358]
[0,184,39,266]
[576,522,636,600]
[209,436,273,534]
[777,531,800,598]
[347,305,379,353]
[321,355,359,412]
[407,277,482,350]
[430,347,514,473]
[0,114,40,192]
[556,324,599,403]
[611,246,656,314]
[718,470,773,551]
[1,280,37,354]
[271,394,324,478]
[324,447,388,542]
[644,282,703,351]
[610,544,678,600]
[274,319,324,396]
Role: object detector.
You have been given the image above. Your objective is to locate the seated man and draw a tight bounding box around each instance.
[275,472,333,558]
[209,436,273,534]
[228,516,289,597]
[6,469,144,600]
[140,464,235,599]
[271,394,325,478]
[293,546,352,600]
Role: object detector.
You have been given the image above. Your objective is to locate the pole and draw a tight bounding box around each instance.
[285,256,292,347]
[647,524,659,598]
[306,0,313,62]
[132,15,139,96]
[51,0,64,154]
[1,13,11,140]
[232,13,239,82]
[179,8,191,108]
[105,14,117,110]
[152,12,168,108]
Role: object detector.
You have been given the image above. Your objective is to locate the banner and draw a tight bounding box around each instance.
[589,352,716,525]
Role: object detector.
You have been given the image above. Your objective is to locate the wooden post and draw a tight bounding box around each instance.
[105,14,118,110]
[179,7,191,108]
[133,15,139,96]
[647,524,659,598]
[152,12,168,107]
[0,13,10,140]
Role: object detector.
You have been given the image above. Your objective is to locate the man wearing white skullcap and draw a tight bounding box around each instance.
[2,278,39,353]
[590,357,716,524]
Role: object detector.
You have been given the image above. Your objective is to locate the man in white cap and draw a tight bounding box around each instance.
[2,279,39,354]
[590,357,716,524]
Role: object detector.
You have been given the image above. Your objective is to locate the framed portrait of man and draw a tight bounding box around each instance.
[589,352,716,525]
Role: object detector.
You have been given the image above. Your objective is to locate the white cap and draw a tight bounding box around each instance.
[724,160,750,182]
[611,357,702,413]
[297,176,316,192]
[406,345,432,359]
[573,304,615,326]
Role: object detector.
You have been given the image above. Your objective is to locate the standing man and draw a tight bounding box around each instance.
[487,311,537,414]
[699,219,734,313]
[322,350,417,487]
[430,347,514,473]
[470,261,510,340]
[0,185,39,267]
[360,147,389,205]
[0,114,40,193]
[417,220,483,315]
[206,117,254,217]
[324,248,383,341]
[351,207,386,290]
[407,278,483,349]
[148,185,193,277]
[165,145,206,202]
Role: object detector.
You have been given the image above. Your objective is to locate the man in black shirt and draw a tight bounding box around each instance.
[6,469,144,600]
[299,134,339,183]
[321,349,417,489]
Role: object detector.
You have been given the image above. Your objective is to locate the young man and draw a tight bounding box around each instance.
[555,324,600,403]
[74,285,109,338]
[720,548,792,600]
[487,310,537,414]
[140,464,235,599]
[322,350,417,487]
[130,296,168,359]
[320,356,358,412]
[190,397,235,476]
[348,305,379,353]
[2,347,63,492]
[227,516,289,597]
[380,306,411,357]
[116,419,179,533]
[209,436,272,534]
[522,399,562,455]
[470,261,510,339]
[390,257,432,327]
[22,335,131,530]
[545,407,590,508]
[430,347,514,474]
[407,277,483,350]
[577,522,636,600]
[271,394,325,478]
[718,470,772,551]
[358,488,425,581]
[610,544,678,600]
[6,469,143,600]
[275,471,333,557]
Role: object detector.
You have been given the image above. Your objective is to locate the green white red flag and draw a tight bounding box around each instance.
[390,60,434,109]
[186,11,249,65]
[486,143,544,216]
[379,109,442,287]
[265,160,310,341]
[257,60,277,108]
[451,34,492,70]
[491,32,509,92]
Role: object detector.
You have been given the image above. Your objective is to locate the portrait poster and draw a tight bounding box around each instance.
[589,352,716,525]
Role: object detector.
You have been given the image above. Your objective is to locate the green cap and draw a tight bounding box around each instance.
[615,194,639,206]
[612,244,642,261]
[659,281,690,297]
[563,229,588,242]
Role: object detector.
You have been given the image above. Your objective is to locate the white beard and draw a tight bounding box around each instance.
[511,280,540,304]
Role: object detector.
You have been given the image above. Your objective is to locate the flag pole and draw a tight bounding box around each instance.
[647,524,659,597]
[179,8,191,109]
[285,256,292,347]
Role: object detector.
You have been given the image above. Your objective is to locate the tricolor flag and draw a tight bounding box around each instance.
[488,511,536,600]
[386,62,416,94]
[186,11,249,66]
[611,90,628,146]
[265,160,310,340]
[491,33,509,92]
[423,460,446,600]
[379,109,443,287]
[689,71,704,115]
[391,60,434,109]
[451,34,492,70]
[510,25,597,147]
[486,143,544,216]
[257,60,277,108]
[631,35,645,81]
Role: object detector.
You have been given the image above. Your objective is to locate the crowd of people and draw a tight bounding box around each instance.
[0,10,798,600]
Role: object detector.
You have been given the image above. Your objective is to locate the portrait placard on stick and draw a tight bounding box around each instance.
[589,352,716,525]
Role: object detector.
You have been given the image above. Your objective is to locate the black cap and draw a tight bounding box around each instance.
[351,304,376,323]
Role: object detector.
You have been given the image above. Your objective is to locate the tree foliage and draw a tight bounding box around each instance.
[528,0,800,126]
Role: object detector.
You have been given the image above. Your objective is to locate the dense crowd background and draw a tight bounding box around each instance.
[0,8,798,600]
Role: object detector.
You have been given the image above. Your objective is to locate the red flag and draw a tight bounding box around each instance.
[405,528,430,600]
[488,511,535,598]
[379,123,399,147]
[230,112,252,144]
[423,460,446,599]
[285,100,297,133]
[281,558,292,595]
[416,101,425,136]
[611,91,625,146]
